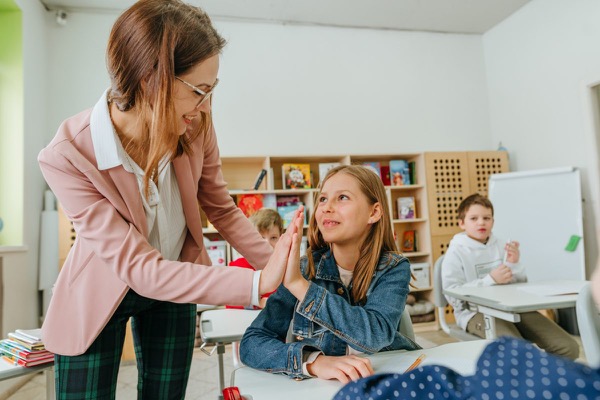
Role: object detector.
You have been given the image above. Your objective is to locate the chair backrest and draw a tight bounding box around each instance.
[399,307,415,341]
[433,255,447,308]
[576,282,600,368]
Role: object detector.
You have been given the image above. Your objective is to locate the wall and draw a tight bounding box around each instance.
[483,0,600,276]
[44,12,493,156]
[0,8,23,246]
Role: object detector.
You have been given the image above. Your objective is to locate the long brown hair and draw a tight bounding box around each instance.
[106,0,226,197]
[306,165,399,303]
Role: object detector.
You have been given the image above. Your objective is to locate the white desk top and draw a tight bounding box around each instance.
[200,309,261,344]
[0,360,53,381]
[443,279,587,313]
[232,340,490,400]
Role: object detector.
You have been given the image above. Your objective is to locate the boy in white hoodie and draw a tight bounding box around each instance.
[442,194,579,359]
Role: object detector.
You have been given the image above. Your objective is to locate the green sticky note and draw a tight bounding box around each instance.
[565,235,581,252]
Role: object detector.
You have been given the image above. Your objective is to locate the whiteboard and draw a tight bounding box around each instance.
[488,167,585,282]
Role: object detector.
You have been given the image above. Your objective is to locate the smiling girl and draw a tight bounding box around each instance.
[240,165,419,383]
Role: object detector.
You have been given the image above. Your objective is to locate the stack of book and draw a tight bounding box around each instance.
[0,328,53,367]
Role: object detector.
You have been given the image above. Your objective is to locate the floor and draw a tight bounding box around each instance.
[5,330,584,400]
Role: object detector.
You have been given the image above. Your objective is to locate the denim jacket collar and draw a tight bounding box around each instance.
[311,247,404,284]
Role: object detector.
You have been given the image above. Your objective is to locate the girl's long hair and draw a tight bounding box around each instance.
[106,0,226,197]
[306,165,399,303]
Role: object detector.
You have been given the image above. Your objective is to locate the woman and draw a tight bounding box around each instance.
[38,1,300,398]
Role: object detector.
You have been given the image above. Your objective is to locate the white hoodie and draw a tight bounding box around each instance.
[441,232,527,330]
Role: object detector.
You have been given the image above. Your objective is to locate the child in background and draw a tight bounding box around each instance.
[240,165,419,382]
[442,193,578,359]
[227,208,284,309]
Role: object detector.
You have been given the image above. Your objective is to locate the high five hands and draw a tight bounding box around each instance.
[259,206,305,296]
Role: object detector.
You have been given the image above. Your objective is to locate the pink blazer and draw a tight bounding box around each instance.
[38,109,273,356]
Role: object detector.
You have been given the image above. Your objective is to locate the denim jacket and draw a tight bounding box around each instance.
[240,248,420,379]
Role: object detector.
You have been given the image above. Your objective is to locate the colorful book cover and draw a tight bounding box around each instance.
[276,195,300,207]
[318,162,341,183]
[277,203,306,228]
[7,333,44,351]
[362,162,381,177]
[0,340,51,360]
[1,352,54,367]
[389,160,411,186]
[262,193,277,209]
[282,163,312,189]
[401,230,417,252]
[236,194,263,217]
[397,197,416,220]
[380,165,391,186]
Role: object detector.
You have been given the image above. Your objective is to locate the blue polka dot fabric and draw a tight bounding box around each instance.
[334,337,600,400]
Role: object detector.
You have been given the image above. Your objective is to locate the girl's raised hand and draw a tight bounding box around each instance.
[259,206,304,296]
[283,208,308,300]
[306,355,374,383]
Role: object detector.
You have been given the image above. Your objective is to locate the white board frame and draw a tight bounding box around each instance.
[489,167,585,282]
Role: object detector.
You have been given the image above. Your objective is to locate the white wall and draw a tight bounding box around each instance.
[483,0,600,276]
[44,11,493,155]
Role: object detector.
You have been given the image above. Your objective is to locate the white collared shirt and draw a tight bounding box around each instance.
[89,89,186,262]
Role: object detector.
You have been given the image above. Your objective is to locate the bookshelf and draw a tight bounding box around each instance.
[212,151,509,333]
[56,151,509,335]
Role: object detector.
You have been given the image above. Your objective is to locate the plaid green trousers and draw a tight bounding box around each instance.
[54,289,197,399]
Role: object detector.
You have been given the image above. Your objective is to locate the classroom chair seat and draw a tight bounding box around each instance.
[575,282,600,368]
[433,255,480,342]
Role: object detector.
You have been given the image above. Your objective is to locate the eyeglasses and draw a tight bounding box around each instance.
[175,76,219,109]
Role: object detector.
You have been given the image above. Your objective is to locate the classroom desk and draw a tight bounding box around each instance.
[0,361,54,399]
[200,309,261,399]
[444,279,587,339]
[231,340,491,400]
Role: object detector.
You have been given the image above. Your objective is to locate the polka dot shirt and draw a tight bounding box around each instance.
[334,337,600,400]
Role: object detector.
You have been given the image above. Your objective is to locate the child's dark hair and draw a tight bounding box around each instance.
[457,194,494,221]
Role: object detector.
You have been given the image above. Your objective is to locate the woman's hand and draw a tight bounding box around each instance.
[259,206,304,296]
[490,264,513,284]
[283,210,309,300]
[505,241,520,263]
[306,355,374,383]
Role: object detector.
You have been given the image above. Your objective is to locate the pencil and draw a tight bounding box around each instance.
[404,354,426,373]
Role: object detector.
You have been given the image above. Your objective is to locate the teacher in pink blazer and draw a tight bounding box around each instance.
[38,1,302,398]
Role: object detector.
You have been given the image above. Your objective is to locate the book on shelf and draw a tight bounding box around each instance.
[390,160,411,186]
[277,203,306,229]
[362,162,381,177]
[236,194,263,217]
[318,162,341,183]
[408,161,417,185]
[401,230,417,252]
[282,163,312,189]
[380,165,391,186]
[397,197,416,220]
[276,195,301,207]
[252,169,268,190]
[262,193,277,209]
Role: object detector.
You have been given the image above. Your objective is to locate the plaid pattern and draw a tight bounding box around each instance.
[55,290,196,399]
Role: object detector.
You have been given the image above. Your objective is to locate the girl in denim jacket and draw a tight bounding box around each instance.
[240,165,420,382]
